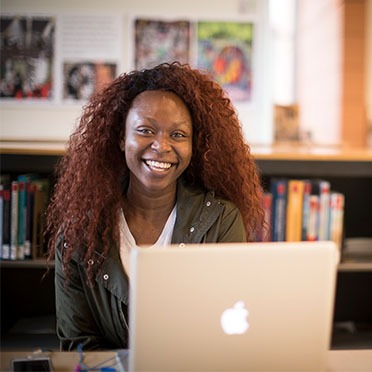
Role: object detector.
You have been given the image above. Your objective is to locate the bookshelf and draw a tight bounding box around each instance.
[1,141,372,349]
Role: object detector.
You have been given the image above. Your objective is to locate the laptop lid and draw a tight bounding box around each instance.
[129,241,339,371]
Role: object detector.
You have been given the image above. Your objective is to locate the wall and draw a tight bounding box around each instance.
[296,0,371,147]
[0,0,272,145]
[367,0,372,146]
[296,0,343,145]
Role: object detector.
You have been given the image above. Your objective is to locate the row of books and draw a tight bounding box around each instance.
[0,174,50,260]
[261,178,345,249]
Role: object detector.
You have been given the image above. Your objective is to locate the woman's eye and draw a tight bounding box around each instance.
[138,128,154,135]
[172,132,186,138]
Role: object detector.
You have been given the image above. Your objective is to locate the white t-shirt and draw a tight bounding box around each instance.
[119,205,177,277]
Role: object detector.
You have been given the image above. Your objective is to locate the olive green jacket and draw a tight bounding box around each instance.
[55,180,246,351]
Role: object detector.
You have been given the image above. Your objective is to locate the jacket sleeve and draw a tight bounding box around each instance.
[55,239,112,351]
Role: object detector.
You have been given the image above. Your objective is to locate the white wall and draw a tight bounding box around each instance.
[296,0,343,145]
[0,0,272,145]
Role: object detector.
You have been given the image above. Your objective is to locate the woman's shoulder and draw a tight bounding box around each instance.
[177,178,239,211]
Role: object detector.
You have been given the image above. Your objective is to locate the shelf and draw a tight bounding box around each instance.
[2,140,372,161]
[1,259,371,272]
[0,260,55,269]
[252,144,372,162]
[0,140,67,156]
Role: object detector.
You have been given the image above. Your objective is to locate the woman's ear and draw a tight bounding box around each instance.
[119,137,125,152]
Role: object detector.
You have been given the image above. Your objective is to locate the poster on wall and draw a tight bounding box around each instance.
[197,21,254,102]
[134,19,191,70]
[60,14,121,102]
[63,62,116,101]
[0,15,55,100]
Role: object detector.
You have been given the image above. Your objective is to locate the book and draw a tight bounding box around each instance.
[311,179,331,240]
[307,195,319,241]
[0,175,11,259]
[1,188,11,259]
[0,184,3,257]
[285,180,305,241]
[301,180,311,240]
[25,182,36,259]
[10,181,19,260]
[270,179,288,242]
[329,192,345,251]
[17,173,38,259]
[17,178,27,259]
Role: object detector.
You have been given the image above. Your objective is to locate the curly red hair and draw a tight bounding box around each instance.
[46,62,265,270]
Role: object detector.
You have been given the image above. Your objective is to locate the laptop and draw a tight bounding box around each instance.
[128,241,339,371]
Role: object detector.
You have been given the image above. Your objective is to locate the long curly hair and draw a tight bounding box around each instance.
[45,62,265,271]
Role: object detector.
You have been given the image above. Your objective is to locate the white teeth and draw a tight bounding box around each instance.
[145,160,172,170]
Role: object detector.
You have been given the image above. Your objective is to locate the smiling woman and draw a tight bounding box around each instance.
[44,62,265,351]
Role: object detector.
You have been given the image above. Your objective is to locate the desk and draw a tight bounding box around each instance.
[1,350,371,371]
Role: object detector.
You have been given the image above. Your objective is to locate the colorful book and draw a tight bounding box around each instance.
[307,195,319,241]
[329,192,345,251]
[286,180,305,241]
[270,179,288,242]
[301,180,312,240]
[311,180,331,240]
[17,174,38,259]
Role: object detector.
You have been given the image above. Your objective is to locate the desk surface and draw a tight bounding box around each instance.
[1,349,371,371]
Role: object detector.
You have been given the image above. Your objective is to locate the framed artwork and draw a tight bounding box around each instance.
[63,62,117,101]
[134,18,191,70]
[197,21,254,102]
[0,15,55,100]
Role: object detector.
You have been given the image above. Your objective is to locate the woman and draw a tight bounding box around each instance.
[45,62,265,350]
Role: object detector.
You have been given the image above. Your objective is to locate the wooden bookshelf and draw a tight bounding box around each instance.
[1,141,371,346]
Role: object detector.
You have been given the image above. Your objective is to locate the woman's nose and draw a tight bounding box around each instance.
[151,134,171,153]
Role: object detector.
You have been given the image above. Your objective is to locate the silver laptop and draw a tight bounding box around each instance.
[129,241,339,371]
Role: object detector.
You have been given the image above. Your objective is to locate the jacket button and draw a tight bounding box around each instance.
[190,227,195,233]
[206,201,211,207]
[103,274,109,280]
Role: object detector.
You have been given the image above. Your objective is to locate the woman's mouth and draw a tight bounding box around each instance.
[145,160,173,172]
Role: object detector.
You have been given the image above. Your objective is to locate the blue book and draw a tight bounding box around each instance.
[270,178,288,242]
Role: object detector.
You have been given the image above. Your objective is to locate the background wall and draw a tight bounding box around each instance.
[367,0,372,145]
[0,0,272,145]
[1,0,371,147]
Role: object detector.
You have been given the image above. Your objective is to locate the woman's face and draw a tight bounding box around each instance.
[121,90,193,195]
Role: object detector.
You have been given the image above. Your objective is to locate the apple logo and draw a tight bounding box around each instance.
[220,301,250,335]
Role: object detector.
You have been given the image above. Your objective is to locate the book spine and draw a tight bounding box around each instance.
[318,180,331,240]
[307,195,319,241]
[286,180,305,241]
[329,192,345,251]
[24,183,36,259]
[270,179,287,242]
[2,189,11,259]
[17,180,26,259]
[301,180,311,240]
[0,185,3,258]
[10,181,18,260]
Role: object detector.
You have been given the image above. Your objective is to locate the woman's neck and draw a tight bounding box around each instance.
[122,184,177,245]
